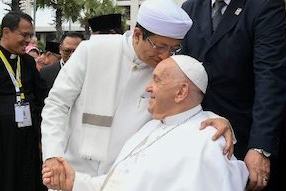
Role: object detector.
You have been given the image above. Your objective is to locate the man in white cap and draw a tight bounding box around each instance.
[43,55,248,191]
[41,0,235,190]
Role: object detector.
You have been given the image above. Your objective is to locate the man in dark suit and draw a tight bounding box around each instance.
[40,32,84,91]
[181,0,286,190]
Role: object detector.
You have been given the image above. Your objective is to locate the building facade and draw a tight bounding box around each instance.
[115,0,186,29]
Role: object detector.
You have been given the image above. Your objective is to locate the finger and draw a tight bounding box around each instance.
[255,176,265,190]
[227,144,234,160]
[42,167,51,174]
[50,167,55,188]
[61,158,74,178]
[222,130,232,155]
[60,158,69,169]
[52,166,61,189]
[42,177,51,187]
[262,176,269,187]
[59,166,66,190]
[223,139,231,155]
[200,119,213,130]
[246,172,258,191]
[42,171,53,179]
[211,130,221,141]
[50,167,61,190]
[57,157,64,163]
[246,179,257,191]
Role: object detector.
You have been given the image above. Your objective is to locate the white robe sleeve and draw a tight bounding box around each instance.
[41,42,87,161]
[189,137,248,191]
[73,172,106,191]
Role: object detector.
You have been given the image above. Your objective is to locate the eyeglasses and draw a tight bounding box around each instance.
[45,51,61,59]
[15,30,34,41]
[61,47,76,55]
[144,33,182,55]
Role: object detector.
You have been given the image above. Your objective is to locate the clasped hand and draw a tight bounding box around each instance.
[42,157,75,191]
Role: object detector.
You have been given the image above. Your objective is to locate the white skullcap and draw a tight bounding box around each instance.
[137,0,193,39]
[171,55,208,94]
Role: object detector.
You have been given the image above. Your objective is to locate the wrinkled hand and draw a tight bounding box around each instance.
[42,157,65,190]
[57,158,75,191]
[245,150,270,191]
[200,118,234,159]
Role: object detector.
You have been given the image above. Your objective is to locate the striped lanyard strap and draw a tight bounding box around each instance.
[0,50,24,103]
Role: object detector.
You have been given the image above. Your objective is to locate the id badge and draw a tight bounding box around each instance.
[14,104,24,122]
[16,102,32,128]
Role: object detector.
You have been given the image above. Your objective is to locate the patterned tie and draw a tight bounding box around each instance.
[212,0,226,31]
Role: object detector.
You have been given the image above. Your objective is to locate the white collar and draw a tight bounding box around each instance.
[161,105,203,126]
[60,59,65,67]
[124,31,149,69]
[10,54,17,59]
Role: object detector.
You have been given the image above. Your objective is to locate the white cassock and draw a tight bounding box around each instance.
[73,105,249,191]
[41,31,153,178]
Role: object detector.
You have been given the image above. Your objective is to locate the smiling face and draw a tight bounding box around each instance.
[1,18,33,55]
[145,58,185,120]
[133,28,182,68]
[59,36,82,63]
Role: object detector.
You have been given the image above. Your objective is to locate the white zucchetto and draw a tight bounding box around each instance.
[137,0,193,39]
[171,55,208,94]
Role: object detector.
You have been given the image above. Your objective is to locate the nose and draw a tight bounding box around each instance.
[145,80,153,93]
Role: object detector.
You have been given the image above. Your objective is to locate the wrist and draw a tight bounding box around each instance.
[251,148,271,158]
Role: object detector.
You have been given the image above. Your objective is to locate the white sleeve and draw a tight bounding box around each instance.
[199,137,249,191]
[203,111,237,144]
[41,42,87,161]
[73,172,106,191]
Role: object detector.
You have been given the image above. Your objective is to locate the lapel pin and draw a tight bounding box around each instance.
[234,8,242,15]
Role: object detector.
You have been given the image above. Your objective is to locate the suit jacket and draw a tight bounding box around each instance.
[182,0,286,158]
[40,62,61,91]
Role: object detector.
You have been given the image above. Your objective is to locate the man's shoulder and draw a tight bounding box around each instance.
[182,0,197,9]
[21,53,36,66]
[183,111,217,138]
[40,62,60,74]
[83,34,124,47]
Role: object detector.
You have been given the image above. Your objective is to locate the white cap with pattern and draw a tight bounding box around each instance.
[137,0,193,39]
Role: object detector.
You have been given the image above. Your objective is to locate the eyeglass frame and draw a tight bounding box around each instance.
[60,46,76,55]
[142,31,182,55]
[15,30,34,41]
[44,51,61,59]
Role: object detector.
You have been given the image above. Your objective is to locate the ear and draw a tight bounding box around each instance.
[2,27,11,38]
[133,28,142,45]
[174,83,189,103]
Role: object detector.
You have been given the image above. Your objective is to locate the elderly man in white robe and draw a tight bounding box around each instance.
[41,0,236,190]
[43,55,249,191]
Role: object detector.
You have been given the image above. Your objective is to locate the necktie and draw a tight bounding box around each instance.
[212,0,226,31]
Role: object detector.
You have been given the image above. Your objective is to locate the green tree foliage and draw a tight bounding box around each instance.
[36,0,126,40]
[37,0,83,41]
[79,0,126,37]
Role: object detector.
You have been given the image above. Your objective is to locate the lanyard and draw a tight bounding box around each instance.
[0,50,24,103]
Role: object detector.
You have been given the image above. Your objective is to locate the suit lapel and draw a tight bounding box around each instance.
[56,62,61,72]
[198,0,213,43]
[207,0,246,50]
